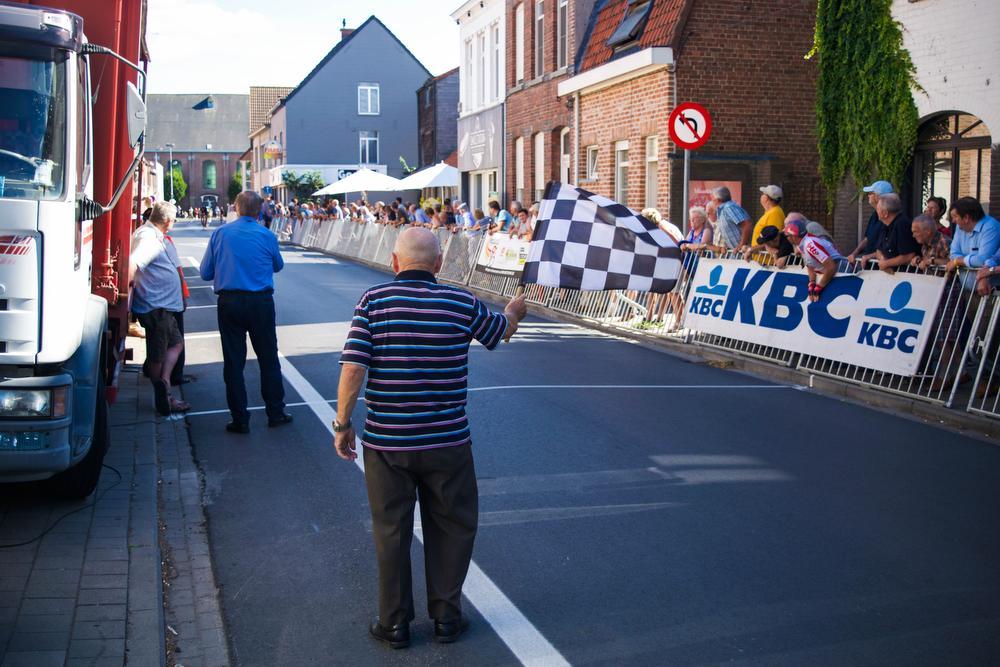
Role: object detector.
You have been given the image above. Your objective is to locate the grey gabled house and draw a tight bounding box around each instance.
[271,17,430,195]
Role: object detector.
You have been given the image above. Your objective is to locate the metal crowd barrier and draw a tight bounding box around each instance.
[285,216,999,422]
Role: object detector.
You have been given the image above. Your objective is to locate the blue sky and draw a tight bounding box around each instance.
[147,0,460,94]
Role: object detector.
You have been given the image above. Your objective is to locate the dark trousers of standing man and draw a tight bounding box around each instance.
[216,289,285,425]
[169,310,185,386]
[362,444,478,627]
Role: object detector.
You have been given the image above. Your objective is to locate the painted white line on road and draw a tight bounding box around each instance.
[185,256,200,268]
[276,352,570,667]
[182,384,795,419]
[186,305,217,310]
[466,384,792,392]
[184,332,220,340]
[184,399,324,418]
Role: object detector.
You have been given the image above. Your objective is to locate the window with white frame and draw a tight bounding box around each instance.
[644,136,658,209]
[477,31,487,108]
[358,83,380,115]
[534,131,545,201]
[464,39,473,110]
[557,0,569,69]
[515,136,525,202]
[359,131,379,164]
[492,22,501,101]
[586,145,599,180]
[614,140,629,205]
[559,127,571,184]
[515,4,525,83]
[534,0,544,78]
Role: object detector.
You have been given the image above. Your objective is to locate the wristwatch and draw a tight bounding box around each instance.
[332,418,352,433]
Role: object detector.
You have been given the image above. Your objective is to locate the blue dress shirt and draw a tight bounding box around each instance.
[200,216,284,292]
[950,215,1000,268]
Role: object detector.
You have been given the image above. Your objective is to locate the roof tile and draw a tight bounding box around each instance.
[579,0,691,72]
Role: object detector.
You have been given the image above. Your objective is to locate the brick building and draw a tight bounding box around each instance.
[417,68,459,168]
[892,0,998,220]
[247,85,294,193]
[146,94,248,211]
[558,0,819,238]
[505,0,598,207]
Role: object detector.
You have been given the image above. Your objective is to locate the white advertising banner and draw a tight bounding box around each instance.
[683,259,947,376]
[474,233,530,277]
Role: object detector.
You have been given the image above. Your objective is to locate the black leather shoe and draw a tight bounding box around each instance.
[433,616,469,643]
[369,619,409,649]
[225,421,250,434]
[268,413,293,428]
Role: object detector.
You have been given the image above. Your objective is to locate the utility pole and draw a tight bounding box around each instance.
[165,142,175,201]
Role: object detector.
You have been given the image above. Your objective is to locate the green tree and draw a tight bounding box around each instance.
[810,0,921,208]
[228,168,243,203]
[281,170,326,202]
[163,165,187,204]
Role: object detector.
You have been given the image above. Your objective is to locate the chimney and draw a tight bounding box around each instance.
[341,19,353,41]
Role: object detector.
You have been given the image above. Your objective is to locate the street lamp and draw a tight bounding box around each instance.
[165,142,175,201]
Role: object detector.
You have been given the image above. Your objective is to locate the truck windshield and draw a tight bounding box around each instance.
[0,55,66,200]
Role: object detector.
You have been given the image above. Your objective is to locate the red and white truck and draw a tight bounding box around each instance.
[0,0,147,497]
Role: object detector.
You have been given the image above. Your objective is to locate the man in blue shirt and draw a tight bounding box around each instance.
[847,180,894,264]
[200,191,291,433]
[947,197,1000,271]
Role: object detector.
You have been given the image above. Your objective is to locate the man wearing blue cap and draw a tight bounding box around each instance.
[846,180,894,265]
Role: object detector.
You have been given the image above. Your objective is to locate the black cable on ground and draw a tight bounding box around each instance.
[0,463,124,549]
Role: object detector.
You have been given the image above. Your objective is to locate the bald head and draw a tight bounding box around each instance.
[393,227,442,273]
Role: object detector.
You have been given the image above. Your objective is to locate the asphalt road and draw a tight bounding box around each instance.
[168,220,1000,666]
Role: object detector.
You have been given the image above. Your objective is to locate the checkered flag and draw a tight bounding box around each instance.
[522,182,682,293]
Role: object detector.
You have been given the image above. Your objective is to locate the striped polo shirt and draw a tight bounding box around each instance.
[340,270,509,451]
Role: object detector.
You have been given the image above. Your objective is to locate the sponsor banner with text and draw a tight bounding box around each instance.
[474,233,530,277]
[683,259,947,376]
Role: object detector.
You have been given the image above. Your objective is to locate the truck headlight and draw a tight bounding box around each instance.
[0,387,69,418]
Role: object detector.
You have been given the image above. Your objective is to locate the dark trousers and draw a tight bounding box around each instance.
[363,444,478,627]
[216,290,285,424]
[170,310,185,386]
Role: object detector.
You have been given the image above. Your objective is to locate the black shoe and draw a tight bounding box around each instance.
[267,413,293,428]
[433,616,469,643]
[225,421,250,434]
[369,619,409,649]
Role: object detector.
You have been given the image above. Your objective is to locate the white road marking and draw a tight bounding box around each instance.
[466,384,792,392]
[276,352,570,667]
[186,304,217,310]
[185,256,200,268]
[184,332,220,340]
[182,384,795,419]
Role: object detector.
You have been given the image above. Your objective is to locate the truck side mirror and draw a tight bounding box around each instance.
[125,81,146,149]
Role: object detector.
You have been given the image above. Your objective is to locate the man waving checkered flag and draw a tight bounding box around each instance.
[522,182,682,293]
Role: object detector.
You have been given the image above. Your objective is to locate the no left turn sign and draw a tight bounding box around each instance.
[669,102,712,150]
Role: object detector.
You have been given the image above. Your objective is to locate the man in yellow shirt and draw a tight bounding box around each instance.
[745,185,786,262]
[751,185,786,248]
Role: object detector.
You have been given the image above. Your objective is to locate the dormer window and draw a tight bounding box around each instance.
[606,0,653,49]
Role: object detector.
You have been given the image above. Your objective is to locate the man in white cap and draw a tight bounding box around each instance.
[847,180,894,264]
[750,185,785,252]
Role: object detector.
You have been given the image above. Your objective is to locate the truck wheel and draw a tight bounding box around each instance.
[49,375,110,500]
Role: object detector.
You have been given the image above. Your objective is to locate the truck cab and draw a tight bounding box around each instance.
[0,2,145,497]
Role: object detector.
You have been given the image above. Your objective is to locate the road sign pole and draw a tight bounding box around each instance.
[682,148,690,233]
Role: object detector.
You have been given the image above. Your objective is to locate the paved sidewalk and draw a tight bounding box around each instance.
[0,365,164,667]
[157,411,231,667]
